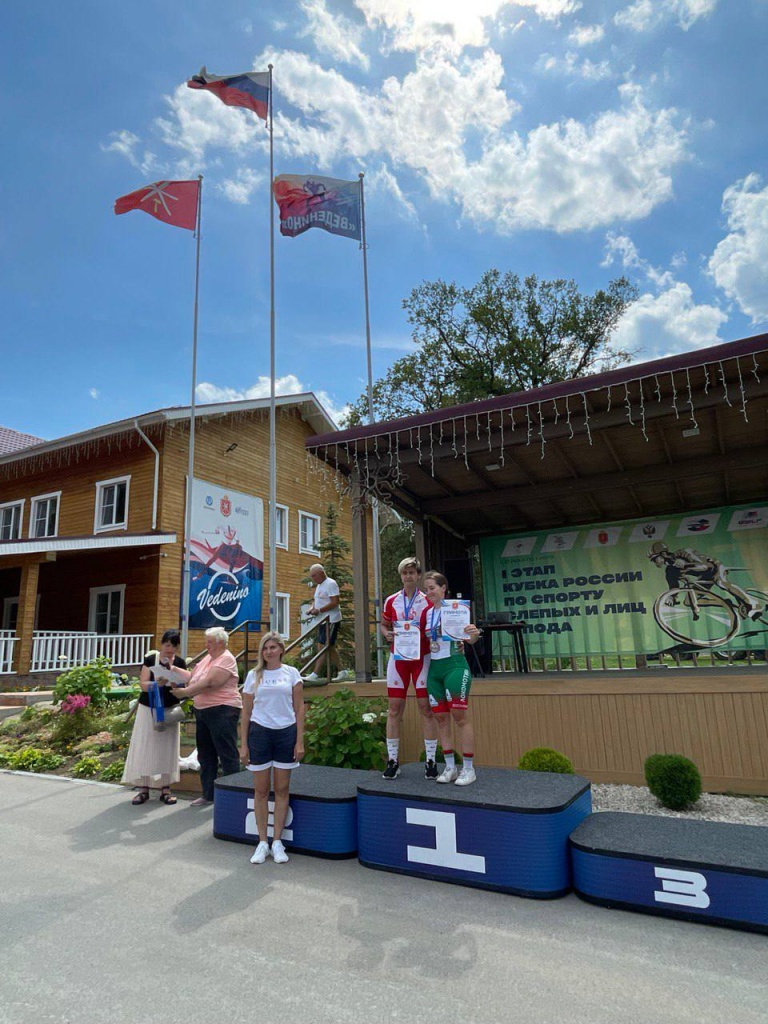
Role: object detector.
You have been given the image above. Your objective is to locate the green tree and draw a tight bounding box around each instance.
[347,271,638,424]
[379,517,415,597]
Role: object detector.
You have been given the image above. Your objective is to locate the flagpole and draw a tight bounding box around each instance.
[181,175,204,659]
[268,65,277,633]
[358,172,384,678]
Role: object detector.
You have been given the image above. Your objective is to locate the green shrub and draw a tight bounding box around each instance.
[99,759,126,783]
[303,688,387,771]
[53,657,114,709]
[71,755,102,778]
[6,747,64,772]
[51,706,99,748]
[518,747,574,774]
[645,753,702,810]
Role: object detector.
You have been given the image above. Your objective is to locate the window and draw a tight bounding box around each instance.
[275,504,288,549]
[30,492,60,539]
[299,511,321,555]
[0,500,23,541]
[88,585,125,635]
[275,593,290,639]
[95,476,129,532]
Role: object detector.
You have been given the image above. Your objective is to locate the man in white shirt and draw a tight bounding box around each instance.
[306,563,350,682]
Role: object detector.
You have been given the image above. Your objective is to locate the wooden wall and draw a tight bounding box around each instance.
[348,671,768,795]
[157,408,373,656]
[0,431,160,537]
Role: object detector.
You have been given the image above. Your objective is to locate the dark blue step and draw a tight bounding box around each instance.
[214,765,374,858]
[570,811,768,933]
[357,764,592,898]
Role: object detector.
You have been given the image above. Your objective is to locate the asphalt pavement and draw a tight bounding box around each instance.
[0,772,765,1024]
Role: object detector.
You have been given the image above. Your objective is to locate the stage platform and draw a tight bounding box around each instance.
[357,763,591,898]
[319,668,768,795]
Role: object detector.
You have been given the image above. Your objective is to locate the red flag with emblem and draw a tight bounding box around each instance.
[114,180,200,231]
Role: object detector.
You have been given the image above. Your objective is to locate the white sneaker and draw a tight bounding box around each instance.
[454,767,477,787]
[250,841,270,864]
[333,669,353,682]
[271,839,289,864]
[436,766,459,784]
[304,672,320,681]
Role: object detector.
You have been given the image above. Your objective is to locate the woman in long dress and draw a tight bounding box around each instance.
[122,629,188,805]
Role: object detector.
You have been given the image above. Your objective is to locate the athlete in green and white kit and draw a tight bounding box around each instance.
[420,571,482,787]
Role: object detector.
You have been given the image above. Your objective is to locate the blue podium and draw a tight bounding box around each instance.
[357,765,592,897]
[214,765,374,858]
[570,811,768,934]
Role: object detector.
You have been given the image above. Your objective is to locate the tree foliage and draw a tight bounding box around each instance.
[347,271,638,424]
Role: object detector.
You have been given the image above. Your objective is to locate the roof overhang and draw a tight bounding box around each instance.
[0,393,337,469]
[0,532,176,559]
[305,333,768,540]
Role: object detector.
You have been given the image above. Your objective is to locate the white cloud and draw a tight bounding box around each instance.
[217,168,264,205]
[155,83,267,164]
[613,282,726,359]
[300,0,369,69]
[602,232,726,358]
[354,0,576,55]
[536,50,613,80]
[100,130,162,176]
[364,163,422,225]
[568,23,605,46]
[708,174,768,324]
[89,388,100,400]
[195,375,349,425]
[614,0,718,33]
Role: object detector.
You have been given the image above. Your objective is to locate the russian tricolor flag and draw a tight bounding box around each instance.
[187,67,270,121]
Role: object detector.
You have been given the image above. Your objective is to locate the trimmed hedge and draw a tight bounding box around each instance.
[645,753,702,810]
[518,747,574,774]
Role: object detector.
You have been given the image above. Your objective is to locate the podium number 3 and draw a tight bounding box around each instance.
[654,867,710,909]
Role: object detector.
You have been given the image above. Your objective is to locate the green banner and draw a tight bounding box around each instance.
[480,504,768,658]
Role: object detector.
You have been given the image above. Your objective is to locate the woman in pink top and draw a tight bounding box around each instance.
[171,626,241,806]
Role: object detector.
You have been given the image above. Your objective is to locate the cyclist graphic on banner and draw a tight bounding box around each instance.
[648,542,766,647]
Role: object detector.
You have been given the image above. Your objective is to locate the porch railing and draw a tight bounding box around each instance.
[0,630,16,675]
[29,632,153,673]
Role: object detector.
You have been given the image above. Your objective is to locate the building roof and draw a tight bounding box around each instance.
[0,394,337,468]
[0,426,45,456]
[305,332,768,540]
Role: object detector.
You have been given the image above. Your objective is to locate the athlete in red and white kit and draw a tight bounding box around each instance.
[380,556,439,780]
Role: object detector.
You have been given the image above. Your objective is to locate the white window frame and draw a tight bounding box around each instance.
[275,503,289,550]
[94,475,131,533]
[0,499,24,541]
[275,592,291,640]
[2,595,40,631]
[299,510,321,555]
[29,491,61,539]
[88,584,126,634]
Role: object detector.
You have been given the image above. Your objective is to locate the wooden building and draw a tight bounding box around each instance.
[0,395,364,682]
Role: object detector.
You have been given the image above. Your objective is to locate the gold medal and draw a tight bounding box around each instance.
[430,641,440,654]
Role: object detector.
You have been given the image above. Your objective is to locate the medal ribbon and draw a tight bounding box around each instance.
[430,608,442,642]
[402,588,418,621]
[148,679,165,724]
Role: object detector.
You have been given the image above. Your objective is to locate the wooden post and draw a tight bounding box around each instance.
[14,559,40,676]
[351,476,371,682]
[414,519,427,573]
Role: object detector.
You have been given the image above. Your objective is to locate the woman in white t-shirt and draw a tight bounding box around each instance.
[239,631,305,865]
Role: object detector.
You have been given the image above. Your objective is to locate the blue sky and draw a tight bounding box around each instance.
[2,0,767,440]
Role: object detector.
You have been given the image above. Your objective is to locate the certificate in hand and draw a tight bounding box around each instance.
[393,621,421,661]
[152,663,184,685]
[441,600,471,640]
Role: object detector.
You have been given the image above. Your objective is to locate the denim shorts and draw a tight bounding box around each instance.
[318,621,340,646]
[247,720,298,771]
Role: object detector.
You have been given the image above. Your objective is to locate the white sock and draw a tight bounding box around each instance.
[463,755,474,771]
[444,750,456,769]
[424,739,438,762]
[386,739,400,761]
